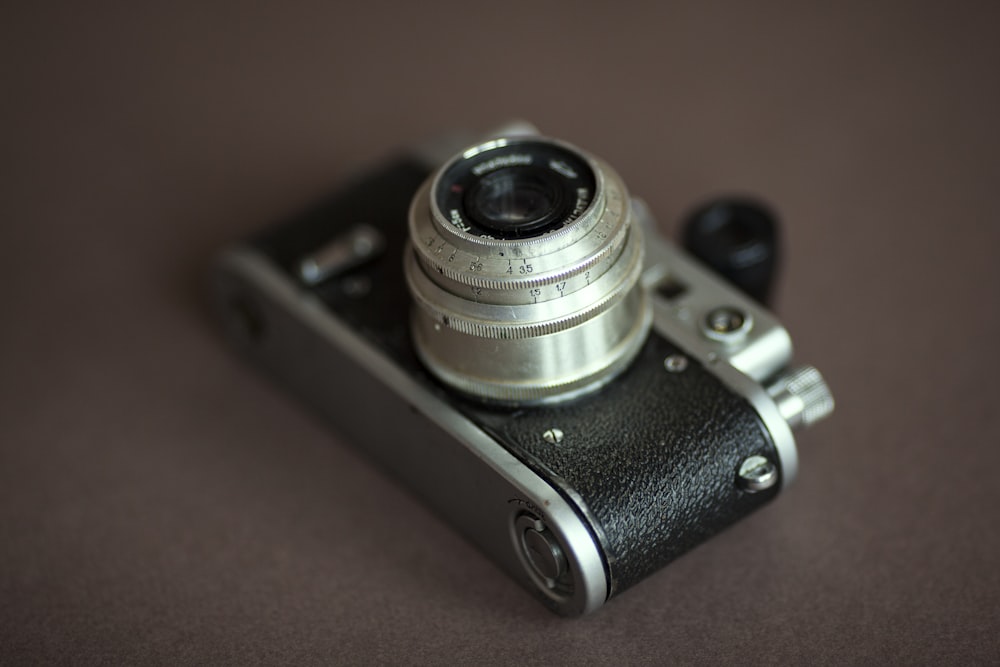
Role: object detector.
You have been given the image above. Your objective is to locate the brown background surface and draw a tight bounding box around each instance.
[3,2,999,664]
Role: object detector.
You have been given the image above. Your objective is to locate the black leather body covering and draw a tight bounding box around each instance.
[251,156,781,597]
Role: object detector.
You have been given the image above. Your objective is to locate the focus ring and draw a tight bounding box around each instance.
[412,298,652,404]
[414,219,627,302]
[405,229,644,340]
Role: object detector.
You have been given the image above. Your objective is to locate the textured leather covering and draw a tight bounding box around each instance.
[465,337,778,596]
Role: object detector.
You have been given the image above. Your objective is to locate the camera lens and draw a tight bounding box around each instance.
[436,141,596,240]
[406,136,651,404]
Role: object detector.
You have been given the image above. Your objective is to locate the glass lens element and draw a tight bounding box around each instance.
[467,167,563,236]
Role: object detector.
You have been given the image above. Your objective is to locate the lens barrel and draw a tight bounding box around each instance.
[405,137,651,404]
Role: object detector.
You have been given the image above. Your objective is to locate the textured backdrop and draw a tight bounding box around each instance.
[2,2,998,664]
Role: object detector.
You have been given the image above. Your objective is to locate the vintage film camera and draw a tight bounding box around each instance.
[210,122,833,615]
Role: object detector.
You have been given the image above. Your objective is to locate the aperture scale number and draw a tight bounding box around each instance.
[423,230,615,305]
[506,259,534,275]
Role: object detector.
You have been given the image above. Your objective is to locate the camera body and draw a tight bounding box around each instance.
[211,124,832,615]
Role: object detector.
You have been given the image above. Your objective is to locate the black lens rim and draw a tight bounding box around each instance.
[434,140,597,240]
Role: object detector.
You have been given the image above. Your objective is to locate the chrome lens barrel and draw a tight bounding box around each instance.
[405,136,651,404]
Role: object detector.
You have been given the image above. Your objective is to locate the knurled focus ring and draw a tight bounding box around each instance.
[404,228,644,340]
[415,219,625,294]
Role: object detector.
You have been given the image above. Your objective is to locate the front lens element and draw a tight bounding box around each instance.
[466,167,563,236]
[435,140,596,240]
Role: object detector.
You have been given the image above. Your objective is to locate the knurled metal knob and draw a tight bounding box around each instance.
[765,365,835,431]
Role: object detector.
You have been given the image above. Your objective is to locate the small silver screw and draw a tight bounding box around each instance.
[702,306,753,343]
[542,428,564,445]
[737,455,778,492]
[664,354,688,373]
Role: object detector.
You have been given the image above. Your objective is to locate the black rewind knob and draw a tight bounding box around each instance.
[681,198,781,307]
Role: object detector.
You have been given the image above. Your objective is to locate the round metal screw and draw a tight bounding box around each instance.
[708,307,746,333]
[702,306,753,343]
[737,455,778,492]
[664,354,689,373]
[542,428,564,445]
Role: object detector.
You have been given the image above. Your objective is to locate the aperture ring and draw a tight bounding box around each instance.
[415,218,628,302]
[405,229,644,340]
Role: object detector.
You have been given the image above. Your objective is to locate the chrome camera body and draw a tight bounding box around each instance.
[210,123,833,615]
